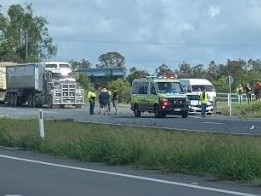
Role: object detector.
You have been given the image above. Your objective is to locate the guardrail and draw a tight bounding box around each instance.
[216,93,255,105]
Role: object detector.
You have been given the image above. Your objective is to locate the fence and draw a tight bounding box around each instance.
[216,93,255,105]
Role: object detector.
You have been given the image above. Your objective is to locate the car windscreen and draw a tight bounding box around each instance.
[191,85,214,92]
[157,82,183,93]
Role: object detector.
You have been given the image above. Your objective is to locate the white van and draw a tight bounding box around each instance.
[179,78,216,104]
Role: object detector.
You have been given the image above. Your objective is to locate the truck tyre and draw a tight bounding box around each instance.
[134,104,141,117]
[7,95,11,106]
[9,94,13,106]
[13,94,17,106]
[28,96,33,107]
[32,96,37,107]
[47,96,53,108]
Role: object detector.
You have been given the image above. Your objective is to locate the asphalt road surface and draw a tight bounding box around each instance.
[0,105,260,195]
[0,104,260,136]
[0,147,260,196]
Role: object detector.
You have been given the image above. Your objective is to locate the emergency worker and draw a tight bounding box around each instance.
[98,87,110,115]
[199,88,209,117]
[87,87,96,115]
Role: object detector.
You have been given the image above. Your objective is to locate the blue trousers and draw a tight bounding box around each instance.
[201,103,207,116]
[238,94,243,104]
[89,102,95,115]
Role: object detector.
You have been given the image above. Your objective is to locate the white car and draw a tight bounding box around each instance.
[186,93,214,115]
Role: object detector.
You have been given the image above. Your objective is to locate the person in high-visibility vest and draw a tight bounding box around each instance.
[87,87,96,115]
[199,88,209,117]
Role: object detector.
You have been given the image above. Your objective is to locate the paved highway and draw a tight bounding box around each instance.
[0,105,260,195]
[0,104,260,136]
[0,147,260,196]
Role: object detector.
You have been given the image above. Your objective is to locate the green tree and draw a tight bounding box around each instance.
[155,64,176,77]
[190,64,206,78]
[212,75,228,92]
[107,78,131,103]
[69,59,92,71]
[176,61,191,78]
[206,61,223,81]
[0,3,57,62]
[77,73,91,90]
[98,51,125,68]
[126,66,149,85]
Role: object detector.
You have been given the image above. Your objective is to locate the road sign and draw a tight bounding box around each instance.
[226,75,234,87]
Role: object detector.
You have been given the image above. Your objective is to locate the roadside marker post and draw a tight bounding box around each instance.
[226,75,234,117]
[38,109,45,139]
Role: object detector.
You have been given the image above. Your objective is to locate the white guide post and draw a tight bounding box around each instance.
[38,109,45,139]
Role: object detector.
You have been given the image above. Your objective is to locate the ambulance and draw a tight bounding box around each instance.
[130,76,189,118]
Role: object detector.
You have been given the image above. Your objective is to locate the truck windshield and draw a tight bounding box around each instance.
[52,73,74,79]
[157,82,183,93]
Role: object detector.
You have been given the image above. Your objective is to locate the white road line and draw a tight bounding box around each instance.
[0,154,258,196]
[4,195,23,196]
[202,121,223,125]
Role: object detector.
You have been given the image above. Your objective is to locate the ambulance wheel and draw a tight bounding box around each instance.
[134,105,141,117]
[154,106,162,118]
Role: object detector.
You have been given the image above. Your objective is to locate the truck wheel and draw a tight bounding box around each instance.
[28,96,33,107]
[7,95,11,106]
[13,94,17,106]
[134,105,141,117]
[32,96,38,107]
[9,94,14,106]
[47,96,53,108]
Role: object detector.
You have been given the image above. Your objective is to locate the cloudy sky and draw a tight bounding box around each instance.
[2,0,261,73]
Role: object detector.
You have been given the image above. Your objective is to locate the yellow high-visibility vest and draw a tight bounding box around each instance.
[199,92,209,104]
[88,91,96,100]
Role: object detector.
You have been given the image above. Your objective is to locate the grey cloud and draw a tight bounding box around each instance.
[2,0,261,70]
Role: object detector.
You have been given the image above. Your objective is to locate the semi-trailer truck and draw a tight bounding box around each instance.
[4,62,84,108]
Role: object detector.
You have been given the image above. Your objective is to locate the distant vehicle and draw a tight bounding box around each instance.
[186,92,214,115]
[179,78,216,105]
[3,62,84,108]
[130,76,189,118]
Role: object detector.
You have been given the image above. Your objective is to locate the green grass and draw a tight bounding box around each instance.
[0,118,260,185]
[215,101,261,118]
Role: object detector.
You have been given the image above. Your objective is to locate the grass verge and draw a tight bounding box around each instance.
[0,118,260,185]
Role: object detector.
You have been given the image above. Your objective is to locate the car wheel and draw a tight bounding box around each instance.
[181,111,188,118]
